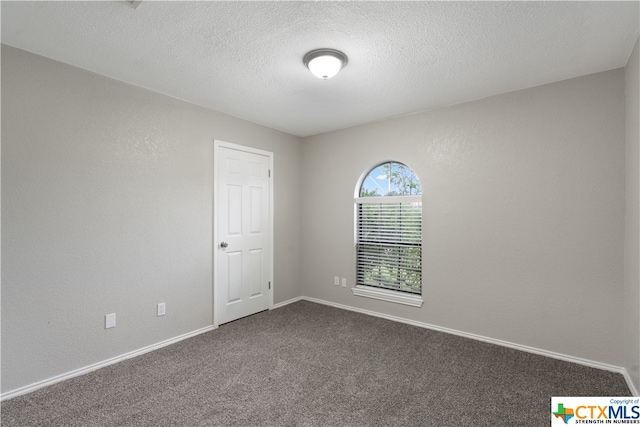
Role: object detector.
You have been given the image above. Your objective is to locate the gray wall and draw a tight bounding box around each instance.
[2,42,635,396]
[1,45,302,393]
[301,69,626,367]
[625,37,640,393]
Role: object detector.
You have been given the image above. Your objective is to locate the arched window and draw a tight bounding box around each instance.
[354,162,423,307]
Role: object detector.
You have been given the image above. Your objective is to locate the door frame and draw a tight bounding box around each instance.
[213,139,274,328]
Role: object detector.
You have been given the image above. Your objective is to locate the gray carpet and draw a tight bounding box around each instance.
[1,300,631,426]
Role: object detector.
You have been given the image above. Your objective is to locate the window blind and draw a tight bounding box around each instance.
[356,201,422,294]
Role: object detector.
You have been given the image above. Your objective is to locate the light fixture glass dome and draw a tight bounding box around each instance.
[303,49,348,80]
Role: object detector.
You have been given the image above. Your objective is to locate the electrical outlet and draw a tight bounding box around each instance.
[334,276,339,286]
[341,278,347,287]
[105,313,116,329]
[157,302,166,317]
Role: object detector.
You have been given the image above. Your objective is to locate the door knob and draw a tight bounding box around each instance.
[220,241,229,248]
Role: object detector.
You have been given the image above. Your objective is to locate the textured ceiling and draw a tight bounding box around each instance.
[2,1,639,137]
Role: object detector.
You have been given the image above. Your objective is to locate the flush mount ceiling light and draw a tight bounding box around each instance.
[124,0,142,9]
[303,49,348,80]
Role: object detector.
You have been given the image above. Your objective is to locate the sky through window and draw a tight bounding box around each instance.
[360,162,421,197]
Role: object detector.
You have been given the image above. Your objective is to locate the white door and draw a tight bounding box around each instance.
[215,141,272,325]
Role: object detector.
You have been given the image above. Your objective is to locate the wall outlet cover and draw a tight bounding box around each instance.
[105,313,116,329]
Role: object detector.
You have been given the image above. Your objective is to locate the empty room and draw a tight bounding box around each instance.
[2,1,640,425]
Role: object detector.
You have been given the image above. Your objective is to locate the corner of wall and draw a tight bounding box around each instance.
[624,35,640,395]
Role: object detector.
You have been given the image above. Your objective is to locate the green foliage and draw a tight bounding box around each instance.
[360,188,380,197]
[383,162,421,196]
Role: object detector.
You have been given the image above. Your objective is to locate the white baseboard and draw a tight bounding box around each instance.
[302,296,638,396]
[623,370,640,396]
[3,298,299,401]
[271,295,304,310]
[1,325,215,402]
[4,297,637,400]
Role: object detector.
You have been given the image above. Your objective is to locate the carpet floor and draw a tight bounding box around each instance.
[1,300,631,426]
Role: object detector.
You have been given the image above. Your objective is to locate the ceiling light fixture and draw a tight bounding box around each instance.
[303,49,348,80]
[124,0,142,9]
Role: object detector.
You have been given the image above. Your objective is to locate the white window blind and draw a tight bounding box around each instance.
[356,197,422,294]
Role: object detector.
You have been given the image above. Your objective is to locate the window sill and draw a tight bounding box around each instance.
[351,285,423,307]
